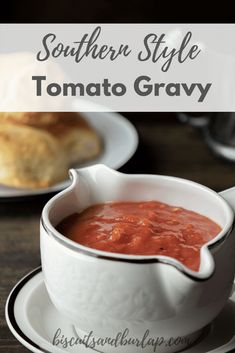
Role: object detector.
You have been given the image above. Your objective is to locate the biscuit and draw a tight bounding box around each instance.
[0,112,102,165]
[0,124,68,189]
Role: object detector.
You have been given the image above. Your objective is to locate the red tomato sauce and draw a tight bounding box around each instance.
[57,201,221,271]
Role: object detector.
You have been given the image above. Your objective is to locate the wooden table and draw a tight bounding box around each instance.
[1,115,235,352]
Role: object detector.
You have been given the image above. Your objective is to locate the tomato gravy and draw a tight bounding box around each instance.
[57,201,221,271]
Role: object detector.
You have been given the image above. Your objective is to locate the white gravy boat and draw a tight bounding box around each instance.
[41,164,235,353]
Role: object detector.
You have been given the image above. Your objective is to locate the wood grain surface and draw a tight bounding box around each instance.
[1,115,235,352]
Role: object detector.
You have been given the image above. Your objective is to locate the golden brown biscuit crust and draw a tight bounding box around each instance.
[0,112,90,136]
[0,112,102,166]
[0,124,68,189]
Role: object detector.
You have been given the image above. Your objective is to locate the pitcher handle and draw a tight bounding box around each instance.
[219,187,235,212]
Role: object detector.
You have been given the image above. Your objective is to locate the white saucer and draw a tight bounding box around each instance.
[5,267,235,353]
[0,111,138,199]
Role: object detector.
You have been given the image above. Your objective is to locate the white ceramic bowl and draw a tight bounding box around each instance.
[40,165,235,353]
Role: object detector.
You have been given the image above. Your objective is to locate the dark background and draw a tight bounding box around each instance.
[0,0,233,24]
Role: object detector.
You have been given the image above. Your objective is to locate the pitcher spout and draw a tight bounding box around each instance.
[69,164,119,187]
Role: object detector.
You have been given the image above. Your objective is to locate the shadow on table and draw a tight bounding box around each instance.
[0,193,56,217]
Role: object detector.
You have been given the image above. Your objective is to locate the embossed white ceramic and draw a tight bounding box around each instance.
[6,267,235,353]
[40,164,235,353]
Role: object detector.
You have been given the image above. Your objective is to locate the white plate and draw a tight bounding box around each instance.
[0,112,138,198]
[5,267,235,353]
